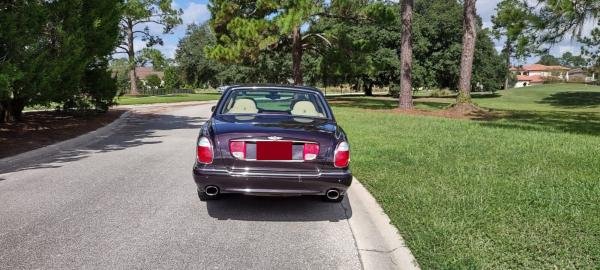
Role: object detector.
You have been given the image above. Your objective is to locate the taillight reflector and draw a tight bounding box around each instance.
[303,143,319,160]
[229,141,246,159]
[334,141,350,168]
[197,137,213,164]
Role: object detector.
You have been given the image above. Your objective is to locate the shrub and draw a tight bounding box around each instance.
[389,83,400,98]
[430,88,454,97]
[163,66,182,90]
[145,74,162,89]
[543,76,564,84]
[83,63,118,112]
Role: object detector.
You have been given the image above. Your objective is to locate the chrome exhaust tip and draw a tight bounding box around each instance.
[326,189,340,200]
[205,186,220,196]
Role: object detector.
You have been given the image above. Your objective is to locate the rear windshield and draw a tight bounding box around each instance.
[220,88,328,118]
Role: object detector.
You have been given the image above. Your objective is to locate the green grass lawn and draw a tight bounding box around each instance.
[331,83,600,268]
[414,83,600,112]
[116,93,221,105]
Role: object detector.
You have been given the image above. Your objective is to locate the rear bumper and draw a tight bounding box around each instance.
[193,165,352,196]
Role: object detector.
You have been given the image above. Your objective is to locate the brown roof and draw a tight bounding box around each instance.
[510,64,569,72]
[516,75,544,83]
[135,67,164,80]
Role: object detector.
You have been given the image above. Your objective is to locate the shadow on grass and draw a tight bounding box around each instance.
[415,101,450,110]
[328,97,398,110]
[330,95,600,136]
[539,91,600,109]
[329,93,501,111]
[471,92,502,98]
[478,110,600,136]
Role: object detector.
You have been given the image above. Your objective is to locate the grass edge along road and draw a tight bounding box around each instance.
[331,83,600,268]
[115,92,221,105]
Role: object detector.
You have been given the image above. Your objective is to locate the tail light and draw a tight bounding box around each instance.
[334,141,350,168]
[303,143,319,160]
[197,137,213,164]
[229,141,246,159]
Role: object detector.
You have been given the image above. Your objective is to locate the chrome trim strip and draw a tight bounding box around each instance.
[229,171,321,177]
[196,167,349,177]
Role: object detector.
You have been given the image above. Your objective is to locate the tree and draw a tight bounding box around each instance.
[1,0,121,122]
[537,54,560,66]
[311,1,398,95]
[207,0,329,85]
[531,1,598,62]
[176,23,221,87]
[312,0,503,93]
[399,0,414,109]
[456,0,477,104]
[472,29,506,92]
[137,48,168,71]
[163,66,182,90]
[115,0,182,95]
[492,0,536,89]
[559,52,588,68]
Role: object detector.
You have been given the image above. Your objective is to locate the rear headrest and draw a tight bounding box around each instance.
[228,98,258,114]
[291,101,323,117]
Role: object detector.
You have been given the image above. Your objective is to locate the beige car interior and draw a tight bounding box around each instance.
[291,101,324,117]
[228,98,258,114]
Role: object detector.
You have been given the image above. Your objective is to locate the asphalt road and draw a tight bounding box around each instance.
[0,104,362,269]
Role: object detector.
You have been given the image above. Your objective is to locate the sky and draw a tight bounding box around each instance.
[133,0,589,64]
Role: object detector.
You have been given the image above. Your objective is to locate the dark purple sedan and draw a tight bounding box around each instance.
[193,85,351,202]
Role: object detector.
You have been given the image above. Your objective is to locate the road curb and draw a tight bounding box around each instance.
[0,111,132,171]
[345,178,420,270]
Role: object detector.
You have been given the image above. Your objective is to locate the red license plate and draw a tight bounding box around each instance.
[256,141,293,160]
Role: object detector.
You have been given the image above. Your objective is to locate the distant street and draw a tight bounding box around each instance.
[0,103,361,269]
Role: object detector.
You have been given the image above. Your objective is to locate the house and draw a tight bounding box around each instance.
[135,67,164,86]
[510,64,569,87]
[566,68,587,82]
[566,68,598,83]
[515,74,544,87]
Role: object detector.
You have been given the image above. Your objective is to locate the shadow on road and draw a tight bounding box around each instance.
[205,194,352,222]
[0,110,205,175]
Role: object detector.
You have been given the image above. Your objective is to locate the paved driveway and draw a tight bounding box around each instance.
[0,104,361,269]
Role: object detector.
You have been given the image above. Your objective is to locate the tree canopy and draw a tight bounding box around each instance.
[0,0,121,122]
[115,0,182,94]
[537,54,561,66]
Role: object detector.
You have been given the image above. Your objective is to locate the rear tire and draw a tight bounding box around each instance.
[322,194,344,203]
[198,188,218,201]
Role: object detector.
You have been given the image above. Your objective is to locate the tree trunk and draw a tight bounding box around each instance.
[504,40,512,90]
[0,101,6,123]
[127,19,139,95]
[399,0,414,109]
[457,0,477,104]
[1,98,25,123]
[292,26,303,85]
[363,80,373,96]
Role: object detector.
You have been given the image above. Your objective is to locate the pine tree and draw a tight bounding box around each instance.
[207,0,329,85]
[115,0,182,95]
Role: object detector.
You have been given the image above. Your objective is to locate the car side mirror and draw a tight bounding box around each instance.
[211,106,216,112]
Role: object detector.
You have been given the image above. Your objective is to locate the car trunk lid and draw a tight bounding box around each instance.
[212,114,338,173]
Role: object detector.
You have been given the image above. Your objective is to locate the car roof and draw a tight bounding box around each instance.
[224,84,323,94]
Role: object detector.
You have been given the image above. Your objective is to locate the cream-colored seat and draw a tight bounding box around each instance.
[291,101,323,117]
[228,98,258,114]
